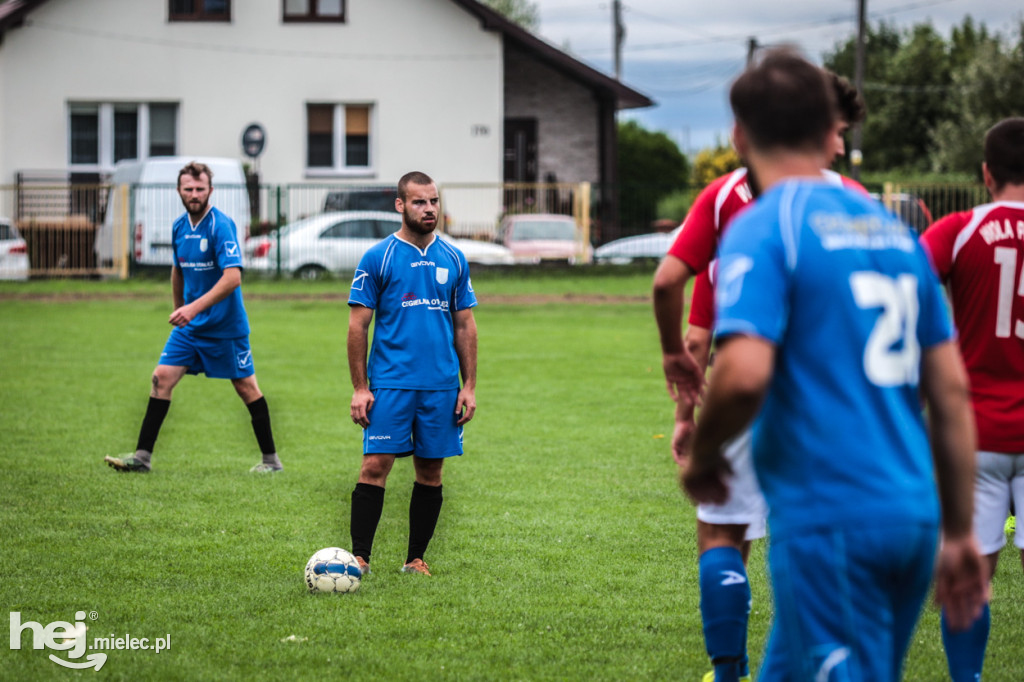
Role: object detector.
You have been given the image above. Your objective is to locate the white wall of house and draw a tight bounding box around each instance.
[0,0,504,186]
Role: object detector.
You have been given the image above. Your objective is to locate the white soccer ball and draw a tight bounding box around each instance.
[304,547,362,594]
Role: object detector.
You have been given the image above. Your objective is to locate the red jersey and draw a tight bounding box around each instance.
[920,201,1024,453]
[679,170,868,328]
[668,168,752,274]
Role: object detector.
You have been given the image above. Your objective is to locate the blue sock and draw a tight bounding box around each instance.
[941,602,990,682]
[699,547,751,682]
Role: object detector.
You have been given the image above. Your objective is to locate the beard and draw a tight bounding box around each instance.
[745,166,762,199]
[183,196,209,219]
[403,207,437,235]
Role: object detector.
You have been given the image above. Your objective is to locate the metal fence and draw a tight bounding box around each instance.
[0,179,988,280]
[0,180,595,279]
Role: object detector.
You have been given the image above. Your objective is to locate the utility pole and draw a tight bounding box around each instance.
[851,0,867,180]
[613,0,625,80]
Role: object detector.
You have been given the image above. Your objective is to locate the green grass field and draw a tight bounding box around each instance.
[1,270,1022,681]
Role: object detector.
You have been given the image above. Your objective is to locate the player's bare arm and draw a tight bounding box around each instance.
[347,304,375,428]
[671,325,713,467]
[652,254,703,404]
[684,324,713,377]
[921,341,989,631]
[168,267,242,328]
[685,335,773,505]
[453,308,478,426]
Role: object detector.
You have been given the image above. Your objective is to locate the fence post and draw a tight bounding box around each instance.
[117,184,130,280]
[882,181,895,213]
[275,185,283,278]
[577,182,592,264]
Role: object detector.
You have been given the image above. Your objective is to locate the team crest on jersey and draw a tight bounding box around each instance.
[200,238,209,253]
[436,267,449,284]
[715,255,754,308]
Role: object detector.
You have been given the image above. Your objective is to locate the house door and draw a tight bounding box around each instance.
[503,118,537,182]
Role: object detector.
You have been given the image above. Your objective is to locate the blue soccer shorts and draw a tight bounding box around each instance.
[159,326,255,380]
[363,388,463,459]
[758,521,938,682]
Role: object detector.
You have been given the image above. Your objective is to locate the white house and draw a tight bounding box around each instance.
[0,0,651,201]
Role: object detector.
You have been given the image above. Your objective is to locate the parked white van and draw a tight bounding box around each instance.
[95,157,250,269]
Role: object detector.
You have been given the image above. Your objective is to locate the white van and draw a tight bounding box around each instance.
[95,157,250,269]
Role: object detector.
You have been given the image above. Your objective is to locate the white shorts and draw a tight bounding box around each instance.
[974,450,1024,555]
[696,429,768,541]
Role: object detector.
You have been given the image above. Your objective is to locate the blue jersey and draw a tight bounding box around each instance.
[348,234,477,390]
[171,206,249,338]
[714,180,954,538]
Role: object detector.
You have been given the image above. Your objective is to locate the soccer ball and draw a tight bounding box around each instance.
[304,547,362,594]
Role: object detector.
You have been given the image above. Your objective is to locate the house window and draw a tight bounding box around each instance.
[70,109,100,165]
[306,103,372,174]
[113,109,139,163]
[68,103,179,172]
[149,104,178,157]
[169,0,230,21]
[284,0,344,22]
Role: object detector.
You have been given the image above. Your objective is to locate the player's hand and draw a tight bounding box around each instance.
[671,417,696,468]
[350,387,374,428]
[168,303,198,327]
[455,387,476,426]
[934,534,990,632]
[680,453,732,506]
[663,349,704,406]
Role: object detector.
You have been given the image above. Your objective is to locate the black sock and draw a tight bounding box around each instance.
[407,482,443,564]
[350,483,386,563]
[246,396,277,456]
[136,397,171,454]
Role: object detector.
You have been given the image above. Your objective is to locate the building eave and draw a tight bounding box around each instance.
[447,0,654,111]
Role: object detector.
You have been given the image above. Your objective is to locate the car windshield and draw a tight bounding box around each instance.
[512,219,576,241]
[324,189,396,212]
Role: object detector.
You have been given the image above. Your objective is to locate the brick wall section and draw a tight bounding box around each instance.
[504,43,600,184]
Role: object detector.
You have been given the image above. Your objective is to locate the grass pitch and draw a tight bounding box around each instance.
[1,270,1022,680]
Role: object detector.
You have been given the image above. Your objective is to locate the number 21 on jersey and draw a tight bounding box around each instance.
[850,272,921,387]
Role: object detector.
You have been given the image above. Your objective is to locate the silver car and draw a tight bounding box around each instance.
[246,211,512,278]
[0,218,30,280]
[593,225,680,264]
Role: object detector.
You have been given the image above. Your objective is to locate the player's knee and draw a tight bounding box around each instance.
[414,461,443,486]
[359,458,393,484]
[150,371,174,399]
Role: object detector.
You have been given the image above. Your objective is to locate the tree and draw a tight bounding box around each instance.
[824,16,1024,175]
[826,22,952,172]
[932,22,1024,174]
[691,143,741,188]
[617,119,690,232]
[483,0,539,32]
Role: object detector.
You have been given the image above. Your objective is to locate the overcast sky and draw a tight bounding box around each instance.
[532,0,1023,152]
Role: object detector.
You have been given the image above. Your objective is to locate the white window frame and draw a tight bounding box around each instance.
[304,102,375,179]
[67,102,179,173]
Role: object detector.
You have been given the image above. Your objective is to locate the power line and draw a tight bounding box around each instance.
[575,0,960,55]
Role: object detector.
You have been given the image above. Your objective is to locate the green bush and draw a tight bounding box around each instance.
[656,189,697,223]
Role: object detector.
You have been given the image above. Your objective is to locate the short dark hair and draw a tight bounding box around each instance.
[827,70,866,126]
[178,161,213,188]
[984,118,1024,191]
[729,47,838,153]
[398,171,435,200]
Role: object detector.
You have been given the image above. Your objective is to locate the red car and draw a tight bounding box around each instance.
[497,213,592,264]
